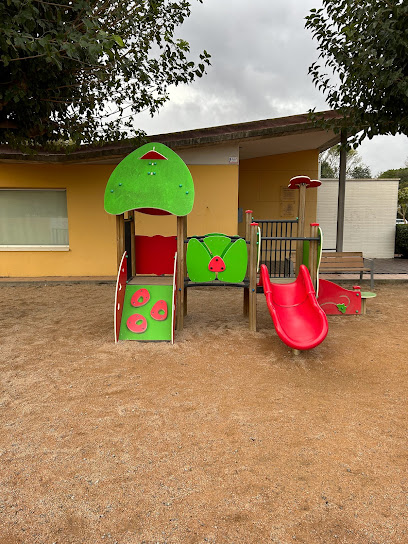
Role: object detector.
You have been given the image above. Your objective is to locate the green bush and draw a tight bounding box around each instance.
[395,224,408,257]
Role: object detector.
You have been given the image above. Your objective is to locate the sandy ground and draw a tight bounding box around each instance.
[0,281,407,544]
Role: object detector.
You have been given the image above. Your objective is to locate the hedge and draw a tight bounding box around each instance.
[395,224,408,257]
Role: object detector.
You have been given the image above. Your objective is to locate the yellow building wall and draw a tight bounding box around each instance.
[1,150,320,277]
[0,164,117,277]
[238,150,319,237]
[0,163,238,277]
[134,165,239,237]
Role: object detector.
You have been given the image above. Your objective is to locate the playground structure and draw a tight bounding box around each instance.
[104,142,261,343]
[104,144,373,351]
[105,142,192,343]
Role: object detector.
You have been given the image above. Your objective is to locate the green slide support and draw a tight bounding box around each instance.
[302,240,310,268]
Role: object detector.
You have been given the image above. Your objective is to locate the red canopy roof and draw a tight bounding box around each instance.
[288,175,321,189]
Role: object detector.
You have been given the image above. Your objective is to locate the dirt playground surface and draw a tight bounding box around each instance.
[0,281,407,544]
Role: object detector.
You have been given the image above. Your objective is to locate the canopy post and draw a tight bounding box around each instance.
[336,130,348,252]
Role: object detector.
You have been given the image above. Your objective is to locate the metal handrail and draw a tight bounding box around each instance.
[262,236,319,241]
[254,219,302,278]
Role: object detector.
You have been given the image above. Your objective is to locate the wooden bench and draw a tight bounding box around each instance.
[320,251,374,290]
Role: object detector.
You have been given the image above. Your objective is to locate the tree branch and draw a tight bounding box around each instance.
[33,0,74,8]
[7,54,47,62]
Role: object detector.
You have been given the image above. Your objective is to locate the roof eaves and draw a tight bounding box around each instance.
[0,110,343,163]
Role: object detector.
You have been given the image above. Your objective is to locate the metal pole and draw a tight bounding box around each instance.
[336,130,347,252]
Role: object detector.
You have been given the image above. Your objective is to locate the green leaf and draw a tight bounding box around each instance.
[112,34,125,48]
[203,235,231,257]
[186,238,215,283]
[217,239,248,283]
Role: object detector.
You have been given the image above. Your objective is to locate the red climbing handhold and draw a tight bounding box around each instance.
[126,314,147,333]
[131,288,150,307]
[208,255,226,273]
[150,300,168,321]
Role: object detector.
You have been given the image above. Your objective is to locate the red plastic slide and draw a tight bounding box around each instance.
[259,264,328,350]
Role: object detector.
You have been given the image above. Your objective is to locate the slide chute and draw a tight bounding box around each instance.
[260,264,328,350]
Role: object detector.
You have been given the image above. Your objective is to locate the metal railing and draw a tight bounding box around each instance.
[255,219,298,278]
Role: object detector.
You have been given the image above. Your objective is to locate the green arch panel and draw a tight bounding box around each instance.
[104,142,194,216]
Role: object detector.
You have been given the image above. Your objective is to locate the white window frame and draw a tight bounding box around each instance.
[0,188,70,251]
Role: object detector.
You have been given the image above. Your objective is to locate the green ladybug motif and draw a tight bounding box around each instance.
[186,234,248,283]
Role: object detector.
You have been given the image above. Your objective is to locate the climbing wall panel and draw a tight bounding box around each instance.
[119,284,174,341]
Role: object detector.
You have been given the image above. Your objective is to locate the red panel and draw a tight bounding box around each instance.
[140,150,167,160]
[137,208,171,216]
[172,251,177,344]
[114,252,127,343]
[135,235,177,275]
[318,279,362,315]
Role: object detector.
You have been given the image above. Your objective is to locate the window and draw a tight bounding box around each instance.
[0,189,69,250]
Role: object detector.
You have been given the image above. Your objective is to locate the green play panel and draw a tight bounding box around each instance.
[119,284,173,341]
[186,235,248,283]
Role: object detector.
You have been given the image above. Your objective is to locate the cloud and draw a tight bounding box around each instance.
[135,0,408,174]
[137,0,327,133]
[359,135,408,177]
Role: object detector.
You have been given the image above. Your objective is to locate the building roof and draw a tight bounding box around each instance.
[0,110,342,164]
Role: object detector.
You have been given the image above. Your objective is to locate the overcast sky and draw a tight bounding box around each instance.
[135,0,407,176]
